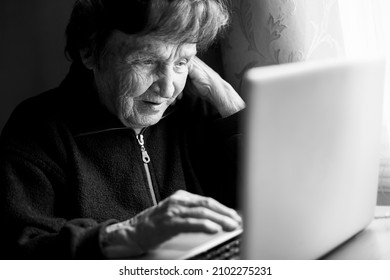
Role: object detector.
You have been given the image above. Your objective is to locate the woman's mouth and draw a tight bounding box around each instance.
[141,100,166,112]
[144,101,163,105]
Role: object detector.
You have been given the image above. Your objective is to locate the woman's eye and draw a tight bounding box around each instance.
[175,59,189,70]
[130,58,156,67]
[142,59,155,66]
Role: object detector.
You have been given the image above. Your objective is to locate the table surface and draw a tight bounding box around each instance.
[323,206,390,259]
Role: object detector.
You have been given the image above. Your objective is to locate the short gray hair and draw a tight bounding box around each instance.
[65,0,230,64]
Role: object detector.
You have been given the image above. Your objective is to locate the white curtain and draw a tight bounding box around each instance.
[337,0,390,204]
[221,0,390,204]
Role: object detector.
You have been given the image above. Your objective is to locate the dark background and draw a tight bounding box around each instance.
[0,0,75,132]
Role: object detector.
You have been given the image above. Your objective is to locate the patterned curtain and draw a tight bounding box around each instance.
[221,0,390,205]
[221,0,344,92]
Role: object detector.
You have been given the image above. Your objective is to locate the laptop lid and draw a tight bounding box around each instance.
[240,57,385,259]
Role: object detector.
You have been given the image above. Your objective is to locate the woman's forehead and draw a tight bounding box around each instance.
[109,30,197,59]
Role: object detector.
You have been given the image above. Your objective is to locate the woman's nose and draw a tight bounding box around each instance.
[154,66,175,99]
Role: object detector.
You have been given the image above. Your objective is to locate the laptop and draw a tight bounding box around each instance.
[241,57,385,259]
[132,57,385,260]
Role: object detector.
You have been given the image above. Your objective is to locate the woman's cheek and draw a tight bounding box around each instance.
[118,68,153,98]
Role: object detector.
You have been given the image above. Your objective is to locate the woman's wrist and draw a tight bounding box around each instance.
[210,81,246,118]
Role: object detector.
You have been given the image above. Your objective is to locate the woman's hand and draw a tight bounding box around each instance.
[101,190,242,258]
[187,56,245,117]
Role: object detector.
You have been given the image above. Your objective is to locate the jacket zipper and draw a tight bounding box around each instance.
[136,132,158,206]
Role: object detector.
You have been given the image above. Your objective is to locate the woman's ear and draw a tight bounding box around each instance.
[80,48,95,70]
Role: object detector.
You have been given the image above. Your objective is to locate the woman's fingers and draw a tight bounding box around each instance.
[168,190,242,225]
[176,206,240,231]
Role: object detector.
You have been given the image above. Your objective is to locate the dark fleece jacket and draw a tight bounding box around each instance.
[0,64,242,259]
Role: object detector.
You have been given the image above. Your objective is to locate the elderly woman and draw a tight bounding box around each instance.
[0,0,244,259]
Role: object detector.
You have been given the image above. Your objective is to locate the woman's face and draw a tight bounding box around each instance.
[91,30,197,132]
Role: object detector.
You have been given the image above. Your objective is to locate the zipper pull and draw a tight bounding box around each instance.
[136,134,151,163]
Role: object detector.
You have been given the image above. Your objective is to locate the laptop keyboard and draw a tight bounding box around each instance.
[189,234,242,260]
